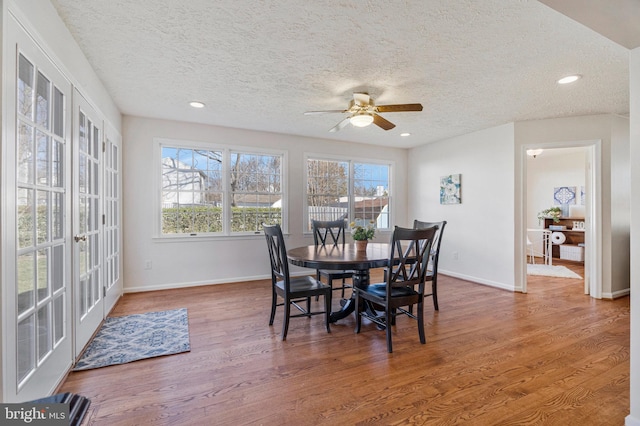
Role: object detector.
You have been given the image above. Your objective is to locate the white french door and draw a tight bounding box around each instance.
[103,124,122,313]
[72,91,105,357]
[4,16,73,402]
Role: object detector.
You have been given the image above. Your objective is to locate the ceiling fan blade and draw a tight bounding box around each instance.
[373,114,395,130]
[353,92,371,107]
[375,103,423,113]
[329,117,351,132]
[304,109,347,115]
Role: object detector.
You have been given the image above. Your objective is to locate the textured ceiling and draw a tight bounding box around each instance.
[48,0,631,149]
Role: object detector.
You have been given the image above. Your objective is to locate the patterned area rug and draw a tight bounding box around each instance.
[527,264,582,279]
[73,308,190,371]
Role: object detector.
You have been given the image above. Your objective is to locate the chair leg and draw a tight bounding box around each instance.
[432,280,439,311]
[324,291,332,333]
[418,299,426,344]
[282,299,290,340]
[354,291,362,333]
[385,308,393,353]
[269,289,277,326]
[341,278,346,298]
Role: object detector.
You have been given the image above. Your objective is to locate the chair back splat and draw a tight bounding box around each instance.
[413,220,447,310]
[263,224,332,340]
[311,218,353,298]
[355,226,437,353]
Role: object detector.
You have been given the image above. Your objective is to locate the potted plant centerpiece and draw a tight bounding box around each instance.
[350,220,376,252]
[537,206,562,224]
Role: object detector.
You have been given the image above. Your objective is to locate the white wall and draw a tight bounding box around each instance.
[122,115,409,292]
[627,46,640,426]
[407,123,516,290]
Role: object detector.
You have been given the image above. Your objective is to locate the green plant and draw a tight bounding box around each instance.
[537,206,562,224]
[350,220,375,241]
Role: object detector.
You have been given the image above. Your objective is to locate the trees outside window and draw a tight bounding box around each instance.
[306,157,390,232]
[160,143,283,236]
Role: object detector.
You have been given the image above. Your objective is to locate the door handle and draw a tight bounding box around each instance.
[74,235,87,243]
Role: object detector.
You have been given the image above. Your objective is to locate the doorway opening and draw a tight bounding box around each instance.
[520,141,602,298]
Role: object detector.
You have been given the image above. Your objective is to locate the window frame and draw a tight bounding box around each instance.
[154,138,287,239]
[303,152,393,234]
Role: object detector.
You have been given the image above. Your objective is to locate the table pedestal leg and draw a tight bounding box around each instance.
[329,269,369,323]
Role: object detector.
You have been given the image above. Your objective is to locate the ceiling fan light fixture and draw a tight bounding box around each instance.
[350,112,374,127]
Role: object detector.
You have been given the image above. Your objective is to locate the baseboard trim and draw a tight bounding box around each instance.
[439,270,514,292]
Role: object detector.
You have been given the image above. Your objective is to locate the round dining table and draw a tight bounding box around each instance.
[287,242,390,323]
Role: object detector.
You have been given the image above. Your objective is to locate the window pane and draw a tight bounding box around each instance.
[354,163,390,229]
[306,159,391,231]
[306,159,349,229]
[36,131,50,186]
[161,146,224,234]
[230,152,282,232]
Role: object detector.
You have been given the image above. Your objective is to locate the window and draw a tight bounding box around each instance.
[305,156,391,232]
[159,141,284,236]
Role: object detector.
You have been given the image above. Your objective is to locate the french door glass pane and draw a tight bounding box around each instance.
[35,72,50,129]
[53,87,64,138]
[17,188,34,249]
[52,245,64,292]
[52,140,63,187]
[18,55,34,119]
[18,315,35,383]
[18,252,35,316]
[53,295,64,344]
[37,248,49,302]
[37,304,51,361]
[52,192,63,239]
[36,190,49,245]
[18,123,34,184]
[36,131,50,185]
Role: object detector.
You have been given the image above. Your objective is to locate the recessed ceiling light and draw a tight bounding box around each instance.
[557,75,581,85]
[189,101,205,108]
[400,133,411,137]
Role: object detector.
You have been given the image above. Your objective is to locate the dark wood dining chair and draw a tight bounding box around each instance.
[263,223,332,340]
[355,226,436,353]
[311,218,353,298]
[413,220,447,311]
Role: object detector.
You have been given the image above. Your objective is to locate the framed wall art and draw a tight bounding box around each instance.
[440,174,461,204]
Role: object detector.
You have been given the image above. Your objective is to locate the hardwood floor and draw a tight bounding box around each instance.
[59,266,630,425]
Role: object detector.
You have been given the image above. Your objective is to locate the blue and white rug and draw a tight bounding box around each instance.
[73,308,190,371]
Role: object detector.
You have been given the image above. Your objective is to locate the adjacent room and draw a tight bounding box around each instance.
[1,1,638,425]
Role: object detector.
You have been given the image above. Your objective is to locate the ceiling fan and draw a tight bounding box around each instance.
[304,92,423,132]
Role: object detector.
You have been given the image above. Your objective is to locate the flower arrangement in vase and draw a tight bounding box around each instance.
[350,220,376,251]
[537,206,562,224]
